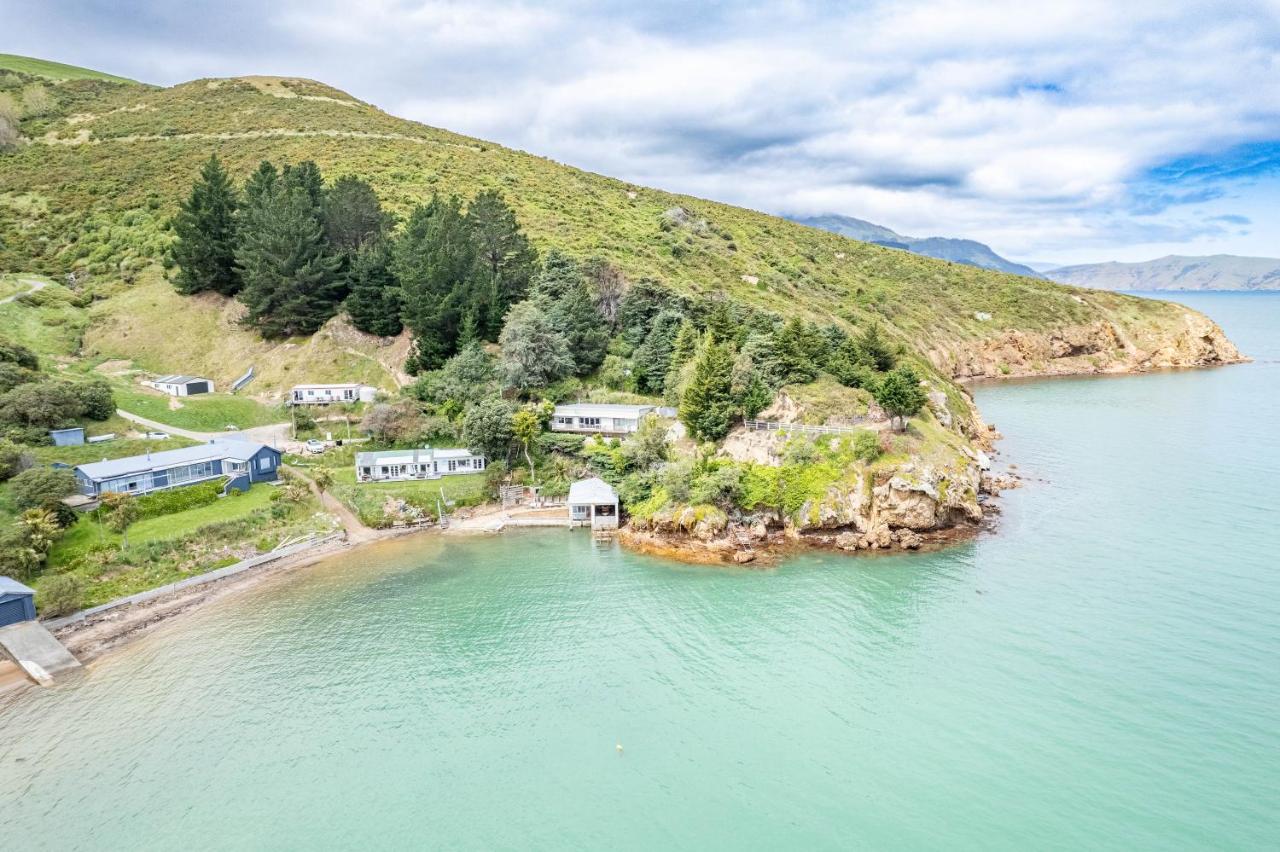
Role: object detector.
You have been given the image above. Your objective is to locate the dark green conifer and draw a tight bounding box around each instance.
[171,154,240,296]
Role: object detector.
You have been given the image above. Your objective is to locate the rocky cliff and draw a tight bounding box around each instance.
[926,308,1243,380]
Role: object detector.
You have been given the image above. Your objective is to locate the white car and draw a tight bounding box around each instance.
[305,439,326,454]
[145,431,169,440]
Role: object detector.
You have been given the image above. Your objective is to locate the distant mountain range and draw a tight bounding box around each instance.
[789,214,1043,278]
[1044,255,1280,291]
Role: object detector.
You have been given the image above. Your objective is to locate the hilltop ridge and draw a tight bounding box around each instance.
[1046,254,1280,292]
[0,65,1241,393]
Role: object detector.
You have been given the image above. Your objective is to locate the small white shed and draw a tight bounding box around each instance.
[568,477,620,529]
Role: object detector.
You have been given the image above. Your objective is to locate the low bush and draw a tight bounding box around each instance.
[37,573,85,617]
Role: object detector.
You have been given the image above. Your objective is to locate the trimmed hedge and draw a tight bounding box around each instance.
[132,479,224,520]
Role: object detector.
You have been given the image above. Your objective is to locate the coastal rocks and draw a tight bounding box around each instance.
[929,306,1244,381]
[1144,311,1243,368]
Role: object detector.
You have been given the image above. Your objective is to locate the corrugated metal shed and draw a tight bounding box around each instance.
[0,576,37,627]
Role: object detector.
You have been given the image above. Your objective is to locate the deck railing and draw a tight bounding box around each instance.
[743,419,867,436]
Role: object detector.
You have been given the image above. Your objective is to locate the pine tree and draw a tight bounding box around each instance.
[857,321,896,372]
[705,301,736,345]
[633,309,685,393]
[394,195,475,370]
[242,160,279,206]
[171,154,240,296]
[680,338,736,441]
[739,369,773,420]
[532,252,608,376]
[874,365,928,431]
[343,239,403,337]
[324,175,389,253]
[281,160,325,214]
[774,317,821,384]
[467,190,537,338]
[670,319,700,366]
[236,186,343,338]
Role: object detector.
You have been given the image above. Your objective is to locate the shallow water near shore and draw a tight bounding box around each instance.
[2,293,1278,850]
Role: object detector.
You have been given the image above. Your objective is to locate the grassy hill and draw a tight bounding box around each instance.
[0,53,139,84]
[0,66,1238,394]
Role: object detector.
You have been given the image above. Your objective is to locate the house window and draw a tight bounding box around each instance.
[580,417,601,428]
[448,460,457,472]
[555,416,572,425]
[307,389,315,397]
[258,456,273,472]
[344,389,355,400]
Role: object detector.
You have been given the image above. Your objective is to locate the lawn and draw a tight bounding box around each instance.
[114,384,284,431]
[42,483,337,610]
[287,445,491,526]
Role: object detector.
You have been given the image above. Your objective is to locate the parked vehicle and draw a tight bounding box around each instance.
[305,439,326,454]
[145,431,170,440]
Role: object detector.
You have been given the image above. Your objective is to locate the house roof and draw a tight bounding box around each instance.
[355,447,482,466]
[153,374,210,385]
[75,439,275,481]
[0,576,36,596]
[569,477,618,504]
[554,403,655,418]
[291,383,366,390]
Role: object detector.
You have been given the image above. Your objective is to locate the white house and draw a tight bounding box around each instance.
[569,477,620,529]
[355,447,485,483]
[149,375,213,396]
[290,383,377,405]
[550,403,655,435]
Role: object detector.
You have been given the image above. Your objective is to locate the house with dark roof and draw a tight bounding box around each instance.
[149,375,213,396]
[73,439,281,498]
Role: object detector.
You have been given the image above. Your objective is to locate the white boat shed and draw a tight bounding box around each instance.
[569,477,620,529]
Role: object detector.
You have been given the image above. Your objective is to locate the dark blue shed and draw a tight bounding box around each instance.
[50,427,86,447]
[0,576,37,627]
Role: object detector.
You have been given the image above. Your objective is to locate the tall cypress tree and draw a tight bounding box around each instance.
[323,175,388,254]
[243,160,279,207]
[394,195,475,370]
[236,186,343,338]
[343,239,402,337]
[171,154,240,296]
[281,160,325,215]
[680,338,736,442]
[467,190,537,339]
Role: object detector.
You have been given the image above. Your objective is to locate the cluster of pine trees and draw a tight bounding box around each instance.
[171,155,535,368]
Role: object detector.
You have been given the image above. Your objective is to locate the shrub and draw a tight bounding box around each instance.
[853,430,881,463]
[37,574,85,617]
[10,466,77,509]
[0,438,31,480]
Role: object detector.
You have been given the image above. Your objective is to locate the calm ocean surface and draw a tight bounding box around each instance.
[1,293,1277,850]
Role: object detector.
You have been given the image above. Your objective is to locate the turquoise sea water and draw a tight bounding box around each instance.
[1,293,1277,850]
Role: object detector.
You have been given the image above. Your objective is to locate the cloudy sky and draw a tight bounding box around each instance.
[7,0,1280,264]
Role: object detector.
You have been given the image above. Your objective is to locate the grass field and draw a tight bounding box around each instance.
[80,271,403,397]
[114,384,284,431]
[0,53,139,84]
[42,483,335,609]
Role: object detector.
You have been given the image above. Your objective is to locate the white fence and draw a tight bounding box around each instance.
[743,419,867,436]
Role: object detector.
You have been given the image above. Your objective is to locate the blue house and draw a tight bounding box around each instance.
[73,439,281,498]
[0,576,37,627]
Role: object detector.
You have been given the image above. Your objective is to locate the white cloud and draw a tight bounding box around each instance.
[11,0,1280,261]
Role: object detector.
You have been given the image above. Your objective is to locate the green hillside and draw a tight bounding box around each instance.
[0,53,139,84]
[0,69,1234,392]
